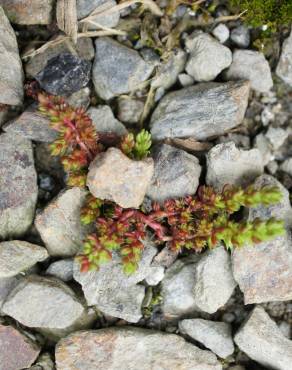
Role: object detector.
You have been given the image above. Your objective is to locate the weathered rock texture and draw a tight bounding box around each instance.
[76,0,119,29]
[87,106,127,136]
[276,30,292,86]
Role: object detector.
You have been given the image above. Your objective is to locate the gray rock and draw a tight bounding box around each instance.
[66,87,91,109]
[230,26,250,48]
[206,142,264,191]
[253,133,272,166]
[178,73,195,87]
[185,32,232,82]
[145,266,165,286]
[3,109,57,142]
[179,319,234,358]
[25,36,94,78]
[35,187,88,257]
[73,239,158,322]
[87,106,127,135]
[0,324,40,370]
[150,80,250,141]
[0,0,54,25]
[0,241,48,278]
[55,327,222,370]
[117,96,144,124]
[151,49,187,90]
[265,126,288,151]
[232,175,292,304]
[212,24,230,43]
[224,50,273,93]
[0,133,37,238]
[0,276,20,312]
[77,0,119,29]
[280,158,292,176]
[217,133,251,149]
[146,144,201,202]
[46,259,74,282]
[276,30,292,86]
[36,53,91,96]
[87,148,154,208]
[92,38,154,100]
[0,6,23,106]
[234,306,292,370]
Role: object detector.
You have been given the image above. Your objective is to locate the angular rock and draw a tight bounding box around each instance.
[150,80,250,141]
[35,187,88,257]
[55,327,222,370]
[235,306,292,370]
[73,239,158,322]
[3,109,57,142]
[265,126,288,151]
[0,324,40,370]
[224,50,273,93]
[67,87,91,109]
[230,26,250,48]
[46,259,74,282]
[280,158,292,176]
[92,38,154,100]
[179,319,234,358]
[0,133,37,238]
[117,96,144,124]
[0,241,48,278]
[87,148,154,208]
[253,133,272,166]
[0,0,54,25]
[0,276,20,312]
[276,30,292,86]
[185,32,232,81]
[212,24,230,43]
[2,276,86,332]
[146,144,201,202]
[87,106,127,136]
[0,6,23,106]
[36,53,91,96]
[206,142,264,191]
[232,175,292,304]
[77,0,119,29]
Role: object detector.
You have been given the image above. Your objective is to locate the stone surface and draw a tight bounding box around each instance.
[29,352,55,370]
[36,53,91,96]
[232,175,292,304]
[280,158,292,176]
[0,240,48,278]
[35,187,88,257]
[235,306,292,370]
[0,6,23,106]
[178,73,195,87]
[146,144,201,202]
[67,87,91,109]
[0,276,20,311]
[0,0,54,24]
[185,32,232,81]
[46,259,74,282]
[253,133,272,166]
[0,133,37,238]
[0,324,40,370]
[55,327,222,370]
[179,319,234,358]
[77,0,119,29]
[150,80,250,141]
[73,239,158,322]
[224,50,273,93]
[87,148,154,208]
[230,26,250,48]
[117,97,144,124]
[265,126,288,151]
[162,247,236,317]
[92,38,154,100]
[3,109,57,142]
[87,106,127,136]
[276,30,292,86]
[212,23,230,43]
[206,142,264,191]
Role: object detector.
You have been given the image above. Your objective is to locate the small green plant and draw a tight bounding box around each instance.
[120,129,152,160]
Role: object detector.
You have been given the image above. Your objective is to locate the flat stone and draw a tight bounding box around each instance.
[206,142,264,191]
[3,109,57,142]
[87,148,154,208]
[0,324,40,370]
[76,0,119,29]
[234,306,292,370]
[212,24,230,43]
[55,327,222,370]
[87,106,127,136]
[0,0,54,25]
[179,319,234,358]
[92,37,154,100]
[146,144,201,202]
[150,80,250,141]
[46,259,74,282]
[0,133,37,238]
[232,175,292,304]
[224,50,273,93]
[35,187,88,257]
[0,241,48,278]
[117,97,144,124]
[276,30,292,86]
[0,6,23,106]
[185,31,232,81]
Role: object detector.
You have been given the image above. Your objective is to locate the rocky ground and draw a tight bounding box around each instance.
[0,1,292,369]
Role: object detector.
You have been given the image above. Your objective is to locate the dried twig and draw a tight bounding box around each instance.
[56,0,78,44]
